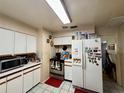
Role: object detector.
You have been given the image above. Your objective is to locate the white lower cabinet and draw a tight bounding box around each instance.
[0,78,6,93]
[33,68,41,86]
[0,64,41,93]
[64,66,72,81]
[0,83,6,93]
[23,71,33,93]
[7,72,23,93]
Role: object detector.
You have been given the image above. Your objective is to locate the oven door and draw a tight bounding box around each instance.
[1,59,22,73]
[50,60,64,76]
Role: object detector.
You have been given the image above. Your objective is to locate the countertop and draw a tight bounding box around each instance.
[64,59,72,66]
[64,59,72,62]
[0,62,42,78]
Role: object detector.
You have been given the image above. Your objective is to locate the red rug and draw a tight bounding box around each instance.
[75,88,88,93]
[45,77,63,88]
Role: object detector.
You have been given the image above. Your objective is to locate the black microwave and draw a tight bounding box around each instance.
[0,57,26,73]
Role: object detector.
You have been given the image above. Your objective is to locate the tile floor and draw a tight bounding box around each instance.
[103,80,124,93]
[27,81,74,93]
[27,80,124,93]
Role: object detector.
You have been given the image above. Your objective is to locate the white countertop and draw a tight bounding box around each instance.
[0,62,42,78]
[64,59,72,66]
[64,59,72,62]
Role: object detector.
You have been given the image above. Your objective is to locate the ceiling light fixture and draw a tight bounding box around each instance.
[45,0,71,24]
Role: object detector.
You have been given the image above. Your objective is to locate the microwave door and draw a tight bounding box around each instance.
[1,59,22,72]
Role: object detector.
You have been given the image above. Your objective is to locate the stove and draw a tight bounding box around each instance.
[50,58,64,80]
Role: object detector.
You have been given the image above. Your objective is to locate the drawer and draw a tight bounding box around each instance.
[24,65,40,75]
[0,77,6,85]
[7,72,22,81]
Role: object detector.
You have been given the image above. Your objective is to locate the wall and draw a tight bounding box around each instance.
[96,26,121,85]
[96,26,118,46]
[0,14,37,36]
[118,24,124,87]
[37,29,52,82]
[53,25,95,37]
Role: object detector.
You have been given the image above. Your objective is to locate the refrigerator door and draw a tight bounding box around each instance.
[72,40,84,87]
[72,65,83,87]
[83,38,103,93]
[72,40,83,66]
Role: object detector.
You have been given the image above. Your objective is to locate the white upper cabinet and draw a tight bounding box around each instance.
[54,37,72,45]
[15,32,26,54]
[27,35,37,53]
[0,28,37,55]
[0,28,14,55]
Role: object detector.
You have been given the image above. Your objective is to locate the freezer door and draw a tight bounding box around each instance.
[72,40,83,66]
[83,38,103,93]
[72,65,83,88]
[72,40,84,88]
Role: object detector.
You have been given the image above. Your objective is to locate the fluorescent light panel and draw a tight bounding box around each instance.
[45,0,71,24]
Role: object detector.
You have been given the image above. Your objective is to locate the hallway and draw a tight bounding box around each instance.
[103,80,124,93]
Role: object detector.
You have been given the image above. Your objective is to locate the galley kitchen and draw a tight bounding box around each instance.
[0,0,124,93]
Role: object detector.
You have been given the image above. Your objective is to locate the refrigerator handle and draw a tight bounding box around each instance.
[83,53,86,69]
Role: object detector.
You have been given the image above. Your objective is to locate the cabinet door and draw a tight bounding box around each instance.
[54,37,62,45]
[27,35,37,53]
[62,37,72,45]
[0,28,14,55]
[33,67,40,86]
[64,66,72,81]
[23,71,33,93]
[54,37,72,45]
[15,32,26,54]
[7,72,23,93]
[0,78,6,93]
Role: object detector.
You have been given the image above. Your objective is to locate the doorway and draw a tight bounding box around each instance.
[101,42,124,93]
[102,42,116,82]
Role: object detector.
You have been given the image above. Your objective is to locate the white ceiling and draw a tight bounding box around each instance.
[0,0,124,32]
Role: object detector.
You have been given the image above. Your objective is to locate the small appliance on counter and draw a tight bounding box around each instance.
[0,57,28,73]
[20,57,28,64]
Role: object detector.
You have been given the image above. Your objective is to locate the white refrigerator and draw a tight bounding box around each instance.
[72,38,103,93]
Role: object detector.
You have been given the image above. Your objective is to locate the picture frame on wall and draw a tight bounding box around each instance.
[107,43,117,54]
[108,44,115,50]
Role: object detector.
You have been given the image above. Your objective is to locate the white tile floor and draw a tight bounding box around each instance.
[27,81,74,93]
[27,80,124,93]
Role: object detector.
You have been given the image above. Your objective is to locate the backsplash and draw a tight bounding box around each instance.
[0,53,37,61]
